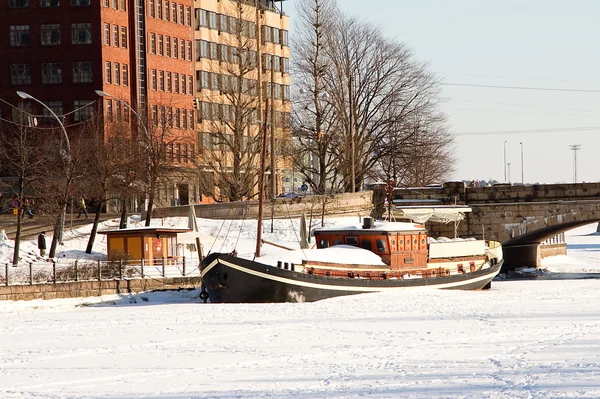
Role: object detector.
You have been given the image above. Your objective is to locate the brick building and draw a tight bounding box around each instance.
[0,0,290,208]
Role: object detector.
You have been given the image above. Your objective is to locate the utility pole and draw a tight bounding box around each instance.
[520,142,524,184]
[570,144,581,183]
[503,140,507,182]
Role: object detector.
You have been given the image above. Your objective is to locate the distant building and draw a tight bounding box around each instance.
[0,0,290,206]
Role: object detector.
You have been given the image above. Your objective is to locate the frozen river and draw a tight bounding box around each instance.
[0,220,599,398]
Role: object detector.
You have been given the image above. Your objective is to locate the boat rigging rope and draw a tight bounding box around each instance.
[218,210,238,253]
[284,202,311,261]
[233,205,248,251]
[207,205,234,256]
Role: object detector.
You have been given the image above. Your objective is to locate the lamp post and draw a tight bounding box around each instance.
[95,90,153,225]
[520,142,524,184]
[17,90,71,258]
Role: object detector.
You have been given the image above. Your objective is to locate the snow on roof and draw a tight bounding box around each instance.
[314,220,424,233]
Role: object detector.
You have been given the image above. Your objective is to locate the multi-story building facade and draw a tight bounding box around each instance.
[193,0,291,200]
[0,0,290,207]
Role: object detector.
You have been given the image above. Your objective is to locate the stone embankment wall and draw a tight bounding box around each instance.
[153,191,373,220]
[0,277,202,302]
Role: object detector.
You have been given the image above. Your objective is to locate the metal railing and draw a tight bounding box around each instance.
[0,257,201,287]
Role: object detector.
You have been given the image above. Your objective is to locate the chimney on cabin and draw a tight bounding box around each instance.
[363,217,374,229]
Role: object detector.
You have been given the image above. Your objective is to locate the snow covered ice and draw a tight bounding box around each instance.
[0,217,600,398]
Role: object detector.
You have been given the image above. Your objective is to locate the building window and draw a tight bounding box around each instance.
[115,101,121,122]
[186,6,191,26]
[174,73,179,93]
[179,5,184,24]
[158,34,163,56]
[72,61,92,83]
[122,64,128,86]
[200,10,208,27]
[71,0,90,5]
[119,0,125,11]
[41,24,60,46]
[9,0,28,7]
[10,26,30,47]
[281,30,289,46]
[10,64,31,85]
[172,3,177,23]
[114,63,120,85]
[42,101,63,123]
[188,75,193,95]
[172,38,178,58]
[104,23,110,45]
[182,109,187,129]
[186,41,192,61]
[40,0,59,7]
[105,61,111,83]
[105,99,112,121]
[42,63,62,84]
[120,27,127,48]
[123,101,130,122]
[166,37,171,57]
[159,70,164,91]
[208,11,217,29]
[72,23,92,44]
[151,69,157,90]
[103,0,108,6]
[164,0,169,21]
[112,25,119,47]
[73,100,93,121]
[181,75,186,94]
[166,72,172,92]
[149,0,154,17]
[111,0,117,8]
[180,40,185,59]
[150,33,156,54]
[157,0,162,19]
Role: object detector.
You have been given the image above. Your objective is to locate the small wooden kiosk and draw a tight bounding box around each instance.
[99,227,191,265]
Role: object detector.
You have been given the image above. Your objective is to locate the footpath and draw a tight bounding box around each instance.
[0,213,119,241]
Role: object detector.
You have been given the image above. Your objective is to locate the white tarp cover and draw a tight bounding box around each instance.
[396,206,472,224]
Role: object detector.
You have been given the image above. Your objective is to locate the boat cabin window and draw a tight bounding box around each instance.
[333,238,343,246]
[319,239,329,248]
[361,239,372,250]
[345,236,359,246]
[376,239,387,253]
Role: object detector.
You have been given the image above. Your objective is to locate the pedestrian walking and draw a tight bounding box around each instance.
[37,231,47,257]
[77,198,88,219]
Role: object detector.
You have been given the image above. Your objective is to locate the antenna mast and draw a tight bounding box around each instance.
[569,144,581,183]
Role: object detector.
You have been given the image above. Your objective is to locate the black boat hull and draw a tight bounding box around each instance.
[200,253,503,303]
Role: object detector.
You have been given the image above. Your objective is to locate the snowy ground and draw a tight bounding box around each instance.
[0,218,600,398]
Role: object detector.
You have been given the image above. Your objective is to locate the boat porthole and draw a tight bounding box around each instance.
[222,272,228,280]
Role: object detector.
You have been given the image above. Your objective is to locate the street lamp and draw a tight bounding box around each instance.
[95,90,153,226]
[17,90,71,256]
[95,90,150,141]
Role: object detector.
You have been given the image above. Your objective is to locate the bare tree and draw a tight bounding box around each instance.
[197,1,263,202]
[77,111,143,253]
[0,106,48,264]
[291,0,340,194]
[291,10,454,193]
[144,94,196,225]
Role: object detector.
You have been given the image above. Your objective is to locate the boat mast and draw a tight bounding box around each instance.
[256,98,269,258]
[255,0,265,258]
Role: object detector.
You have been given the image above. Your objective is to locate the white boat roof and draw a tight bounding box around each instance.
[395,206,472,223]
[315,221,425,233]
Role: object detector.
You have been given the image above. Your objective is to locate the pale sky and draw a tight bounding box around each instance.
[284,0,600,184]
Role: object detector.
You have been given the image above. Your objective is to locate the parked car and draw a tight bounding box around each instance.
[277,191,300,199]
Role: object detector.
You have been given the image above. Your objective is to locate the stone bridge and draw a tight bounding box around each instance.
[380,182,600,272]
